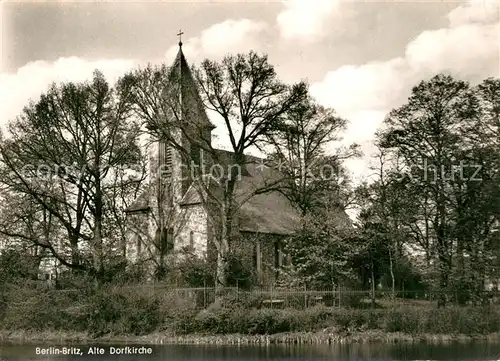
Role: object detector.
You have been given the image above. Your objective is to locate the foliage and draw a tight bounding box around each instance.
[351,218,392,290]
[86,286,162,336]
[0,52,499,312]
[170,248,215,287]
[2,283,500,337]
[383,258,429,297]
[171,304,500,336]
[282,209,357,289]
[1,287,84,331]
[0,249,39,284]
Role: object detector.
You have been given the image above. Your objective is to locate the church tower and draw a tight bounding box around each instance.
[147,35,215,263]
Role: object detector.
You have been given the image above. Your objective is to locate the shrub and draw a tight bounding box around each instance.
[246,309,285,334]
[55,270,95,290]
[338,291,365,308]
[3,283,500,338]
[170,308,199,334]
[169,249,215,287]
[0,249,39,284]
[380,306,500,335]
[86,286,161,336]
[1,288,78,331]
[225,255,254,290]
[384,308,423,334]
[219,292,266,309]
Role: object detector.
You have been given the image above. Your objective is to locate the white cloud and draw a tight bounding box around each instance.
[311,58,409,116]
[405,23,499,77]
[165,19,268,62]
[276,0,341,40]
[447,0,499,27]
[310,0,499,180]
[0,57,136,127]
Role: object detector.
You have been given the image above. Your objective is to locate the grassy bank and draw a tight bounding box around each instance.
[2,330,500,345]
[2,285,500,344]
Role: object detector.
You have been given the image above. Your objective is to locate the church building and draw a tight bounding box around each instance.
[124,40,300,285]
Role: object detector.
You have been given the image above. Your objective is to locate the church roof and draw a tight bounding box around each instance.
[179,149,301,235]
[169,45,215,130]
[125,187,151,213]
[125,150,301,235]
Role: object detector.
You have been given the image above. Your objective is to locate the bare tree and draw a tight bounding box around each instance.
[265,95,360,216]
[0,71,142,282]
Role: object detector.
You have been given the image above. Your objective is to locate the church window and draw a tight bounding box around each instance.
[136,236,142,257]
[155,227,174,256]
[189,231,194,248]
[190,143,202,173]
[254,240,262,278]
[274,241,281,268]
[167,228,174,253]
[274,240,285,279]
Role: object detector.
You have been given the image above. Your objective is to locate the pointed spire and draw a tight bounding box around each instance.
[168,34,216,131]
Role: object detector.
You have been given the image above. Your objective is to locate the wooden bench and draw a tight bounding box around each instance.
[262,299,285,308]
[308,295,324,306]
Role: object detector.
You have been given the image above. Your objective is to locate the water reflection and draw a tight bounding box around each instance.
[1,342,500,361]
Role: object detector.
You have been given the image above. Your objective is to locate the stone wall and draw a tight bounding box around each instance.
[125,211,161,278]
[176,203,208,257]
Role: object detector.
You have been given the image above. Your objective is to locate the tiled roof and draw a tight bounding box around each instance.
[179,150,300,235]
[125,187,151,213]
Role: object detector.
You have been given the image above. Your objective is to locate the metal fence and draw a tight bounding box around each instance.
[117,284,500,309]
[15,280,500,310]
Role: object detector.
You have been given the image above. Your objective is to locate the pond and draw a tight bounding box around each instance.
[1,342,500,361]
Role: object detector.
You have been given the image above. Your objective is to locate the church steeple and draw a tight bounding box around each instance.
[163,34,214,195]
[168,33,215,131]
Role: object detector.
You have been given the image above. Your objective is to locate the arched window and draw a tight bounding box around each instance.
[155,227,174,255]
[189,231,194,249]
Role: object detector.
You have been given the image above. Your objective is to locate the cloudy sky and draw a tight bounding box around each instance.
[1,0,498,180]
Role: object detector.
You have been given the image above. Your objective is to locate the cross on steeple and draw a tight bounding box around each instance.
[177,29,184,47]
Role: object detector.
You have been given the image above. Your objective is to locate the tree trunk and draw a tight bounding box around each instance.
[93,166,104,285]
[437,255,449,308]
[436,220,450,309]
[214,240,228,307]
[93,219,104,283]
[470,238,487,306]
[216,174,237,291]
[214,201,230,303]
[388,246,395,300]
[436,190,449,308]
[456,236,469,305]
[69,234,80,269]
[371,258,376,308]
[216,246,227,289]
